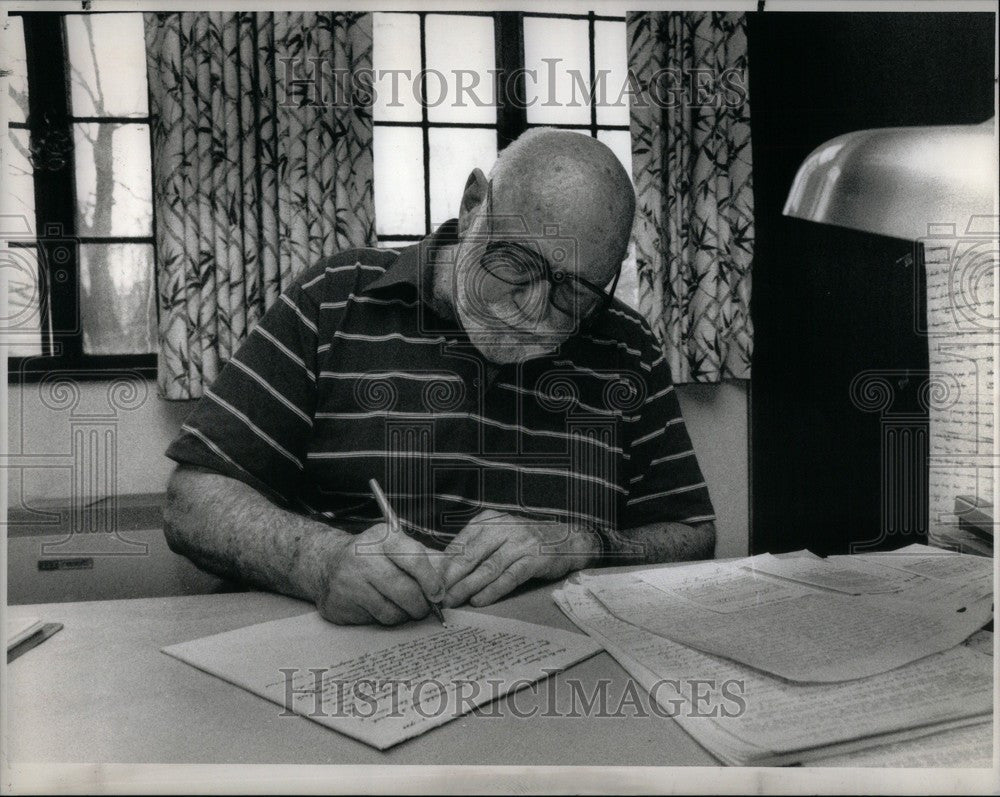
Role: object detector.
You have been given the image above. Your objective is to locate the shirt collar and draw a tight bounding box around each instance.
[363,219,460,305]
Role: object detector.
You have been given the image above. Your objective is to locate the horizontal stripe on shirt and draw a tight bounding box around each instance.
[626,481,708,506]
[314,409,627,455]
[305,449,627,494]
[300,262,385,290]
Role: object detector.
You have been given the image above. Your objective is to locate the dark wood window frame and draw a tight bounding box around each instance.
[8,12,158,383]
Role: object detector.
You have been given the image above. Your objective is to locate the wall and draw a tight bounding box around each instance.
[8,379,750,556]
[677,382,749,558]
[7,380,189,508]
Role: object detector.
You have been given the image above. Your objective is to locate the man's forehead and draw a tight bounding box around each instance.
[484,195,622,282]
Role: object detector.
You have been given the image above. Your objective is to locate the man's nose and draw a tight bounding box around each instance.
[526,288,577,338]
[509,281,574,331]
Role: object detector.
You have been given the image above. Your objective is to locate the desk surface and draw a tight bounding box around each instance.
[6,582,716,766]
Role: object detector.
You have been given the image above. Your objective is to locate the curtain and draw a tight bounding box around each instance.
[145,12,376,399]
[627,12,754,383]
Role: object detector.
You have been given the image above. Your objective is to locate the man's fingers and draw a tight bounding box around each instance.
[317,597,371,625]
[358,581,411,625]
[444,542,523,607]
[371,564,431,620]
[442,523,506,588]
[469,557,536,607]
[443,521,482,558]
[441,518,490,569]
[382,533,446,602]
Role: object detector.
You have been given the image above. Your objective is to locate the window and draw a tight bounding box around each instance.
[3,11,638,381]
[372,12,501,249]
[5,12,156,380]
[371,11,638,307]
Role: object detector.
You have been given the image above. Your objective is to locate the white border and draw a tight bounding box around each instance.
[0,1,997,794]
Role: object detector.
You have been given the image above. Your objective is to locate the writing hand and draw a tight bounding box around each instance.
[306,522,445,625]
[441,510,601,608]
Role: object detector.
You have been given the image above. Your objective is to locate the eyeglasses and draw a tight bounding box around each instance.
[475,182,621,327]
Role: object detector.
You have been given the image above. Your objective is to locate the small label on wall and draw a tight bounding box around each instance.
[37,558,94,571]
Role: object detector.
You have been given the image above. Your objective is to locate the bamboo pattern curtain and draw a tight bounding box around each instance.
[144,12,376,399]
[627,12,754,383]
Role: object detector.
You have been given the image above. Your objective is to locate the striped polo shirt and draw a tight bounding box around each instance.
[166,221,715,550]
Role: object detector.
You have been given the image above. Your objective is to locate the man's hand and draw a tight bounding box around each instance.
[302,523,446,625]
[441,510,601,608]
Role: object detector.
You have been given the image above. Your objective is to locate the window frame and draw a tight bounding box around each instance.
[7,11,158,383]
[7,10,630,380]
[374,10,629,246]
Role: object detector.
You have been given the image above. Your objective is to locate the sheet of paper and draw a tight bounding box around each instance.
[163,609,600,750]
[848,550,995,604]
[587,572,992,683]
[889,543,952,555]
[866,550,994,582]
[635,558,815,613]
[555,581,993,764]
[754,553,925,595]
[6,616,43,650]
[811,722,994,767]
[774,549,825,560]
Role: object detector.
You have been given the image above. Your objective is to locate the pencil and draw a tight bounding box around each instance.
[369,478,446,625]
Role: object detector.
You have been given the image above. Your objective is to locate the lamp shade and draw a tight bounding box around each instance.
[783,118,997,240]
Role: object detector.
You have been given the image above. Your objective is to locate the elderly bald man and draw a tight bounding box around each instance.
[165,128,716,626]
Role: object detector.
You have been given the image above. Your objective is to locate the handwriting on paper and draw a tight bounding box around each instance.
[636,560,814,613]
[163,609,600,750]
[268,625,567,724]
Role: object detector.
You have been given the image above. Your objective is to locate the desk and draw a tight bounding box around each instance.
[5,584,716,766]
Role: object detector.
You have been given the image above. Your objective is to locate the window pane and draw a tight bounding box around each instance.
[613,242,640,310]
[594,21,629,126]
[79,243,156,355]
[597,129,633,181]
[6,15,29,124]
[425,15,496,124]
[65,13,148,118]
[74,123,153,237]
[523,18,591,125]
[2,245,44,357]
[429,128,497,226]
[595,128,637,309]
[6,129,36,225]
[374,126,426,236]
[373,13,422,123]
[377,239,416,251]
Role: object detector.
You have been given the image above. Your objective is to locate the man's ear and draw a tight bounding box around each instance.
[457,168,488,234]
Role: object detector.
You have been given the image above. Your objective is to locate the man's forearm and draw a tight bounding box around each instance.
[164,465,349,600]
[596,520,716,566]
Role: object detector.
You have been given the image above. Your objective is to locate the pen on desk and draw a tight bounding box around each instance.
[369,478,446,625]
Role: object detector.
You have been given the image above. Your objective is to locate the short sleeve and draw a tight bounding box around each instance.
[165,271,321,504]
[620,335,716,529]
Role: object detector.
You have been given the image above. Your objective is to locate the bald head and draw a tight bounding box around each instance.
[488,129,636,284]
[445,128,637,363]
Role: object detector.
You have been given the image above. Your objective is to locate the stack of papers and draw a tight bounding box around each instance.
[553,544,994,766]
